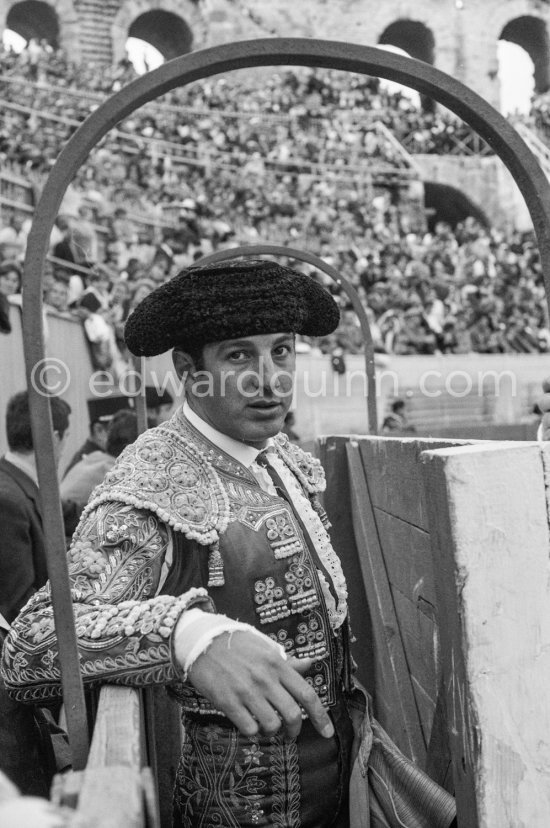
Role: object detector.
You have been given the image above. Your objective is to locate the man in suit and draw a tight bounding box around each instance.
[63,394,131,477]
[0,390,71,794]
[0,392,71,624]
[144,385,174,426]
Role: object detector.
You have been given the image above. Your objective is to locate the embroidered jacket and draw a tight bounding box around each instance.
[1,409,348,713]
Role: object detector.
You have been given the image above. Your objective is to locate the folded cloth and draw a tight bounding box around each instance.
[348,684,456,828]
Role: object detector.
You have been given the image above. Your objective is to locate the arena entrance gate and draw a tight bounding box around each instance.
[19,36,550,810]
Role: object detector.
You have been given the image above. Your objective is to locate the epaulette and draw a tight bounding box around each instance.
[81,424,230,546]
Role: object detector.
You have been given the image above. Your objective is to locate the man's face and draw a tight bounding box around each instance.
[178,332,296,448]
[0,269,19,296]
[48,281,69,311]
[150,260,168,284]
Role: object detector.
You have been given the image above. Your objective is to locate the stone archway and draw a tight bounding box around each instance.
[500,15,550,94]
[111,0,207,65]
[424,181,489,230]
[2,0,79,53]
[378,18,436,110]
[5,0,58,46]
[378,18,436,65]
[472,0,550,103]
[128,9,193,61]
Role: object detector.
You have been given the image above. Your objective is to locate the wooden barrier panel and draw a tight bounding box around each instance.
[317,435,375,694]
[422,442,550,828]
[77,686,149,827]
[53,686,160,827]
[319,434,473,789]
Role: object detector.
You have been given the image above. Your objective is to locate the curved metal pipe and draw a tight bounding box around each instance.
[21,38,550,765]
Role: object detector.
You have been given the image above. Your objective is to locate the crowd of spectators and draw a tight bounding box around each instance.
[0,39,549,362]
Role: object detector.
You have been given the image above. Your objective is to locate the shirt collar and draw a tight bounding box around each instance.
[183,401,273,469]
[4,450,39,486]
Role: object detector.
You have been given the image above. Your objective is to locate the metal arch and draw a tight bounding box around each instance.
[194,244,378,434]
[22,38,550,768]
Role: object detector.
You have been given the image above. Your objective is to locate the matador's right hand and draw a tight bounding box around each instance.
[186,630,335,740]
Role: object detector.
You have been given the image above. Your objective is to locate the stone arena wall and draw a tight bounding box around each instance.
[0,0,548,108]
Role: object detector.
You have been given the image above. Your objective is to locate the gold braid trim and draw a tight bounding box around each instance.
[272,433,326,494]
[80,419,231,546]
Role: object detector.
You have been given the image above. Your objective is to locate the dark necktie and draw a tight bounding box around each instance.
[255,449,291,502]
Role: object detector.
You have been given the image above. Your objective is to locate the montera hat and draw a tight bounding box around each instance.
[144,386,174,409]
[124,259,340,357]
[87,395,133,424]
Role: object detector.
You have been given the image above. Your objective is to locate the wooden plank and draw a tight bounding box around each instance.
[425,677,454,790]
[391,588,438,713]
[374,508,436,610]
[410,676,436,746]
[77,766,144,828]
[345,440,425,763]
[422,441,550,827]
[76,686,146,826]
[87,686,143,769]
[361,438,433,529]
[360,438,471,529]
[316,436,374,694]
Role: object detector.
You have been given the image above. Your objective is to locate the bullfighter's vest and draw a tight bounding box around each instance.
[84,408,349,719]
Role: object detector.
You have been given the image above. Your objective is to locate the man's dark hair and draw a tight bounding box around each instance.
[6,391,71,452]
[176,344,205,372]
[0,260,22,280]
[106,410,138,458]
[392,399,405,414]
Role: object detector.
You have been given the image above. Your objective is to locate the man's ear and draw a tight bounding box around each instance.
[172,348,196,381]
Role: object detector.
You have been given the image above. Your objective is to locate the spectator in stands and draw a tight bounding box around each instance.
[127,278,156,313]
[149,243,175,284]
[44,277,71,315]
[468,314,506,354]
[393,307,438,355]
[0,215,27,262]
[0,261,20,296]
[0,43,548,359]
[451,312,474,354]
[78,265,112,312]
[333,308,363,354]
[50,214,78,266]
[382,398,416,434]
[144,386,174,426]
[109,206,139,248]
[105,279,131,352]
[61,410,138,514]
[63,395,131,477]
[70,204,99,268]
[0,261,21,334]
